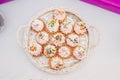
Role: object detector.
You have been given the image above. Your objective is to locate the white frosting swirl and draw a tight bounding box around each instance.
[31,19,44,32]
[44,45,56,57]
[50,56,63,70]
[53,9,66,22]
[58,46,71,58]
[74,22,87,35]
[66,33,80,47]
[46,20,59,33]
[51,33,65,46]
[73,47,86,60]
[60,17,74,34]
[36,31,49,44]
[28,42,42,56]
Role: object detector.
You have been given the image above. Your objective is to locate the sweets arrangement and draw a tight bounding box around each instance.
[27,9,89,72]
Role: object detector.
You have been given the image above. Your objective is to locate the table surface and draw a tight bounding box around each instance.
[0,0,120,80]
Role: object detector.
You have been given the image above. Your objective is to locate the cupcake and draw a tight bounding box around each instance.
[74,22,87,35]
[46,19,59,33]
[31,19,45,32]
[51,33,65,46]
[49,56,63,70]
[73,46,86,60]
[60,17,74,35]
[66,33,80,47]
[28,42,42,57]
[53,9,66,23]
[44,44,57,58]
[36,31,49,45]
[58,46,71,59]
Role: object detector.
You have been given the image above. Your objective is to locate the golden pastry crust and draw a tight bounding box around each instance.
[58,46,72,59]
[49,56,64,70]
[31,18,45,33]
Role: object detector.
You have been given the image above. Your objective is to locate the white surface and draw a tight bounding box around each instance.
[0,0,120,80]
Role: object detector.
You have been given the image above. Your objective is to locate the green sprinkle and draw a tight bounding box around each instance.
[49,20,55,27]
[55,35,62,40]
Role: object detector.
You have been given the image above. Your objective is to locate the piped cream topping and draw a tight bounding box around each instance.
[44,45,56,57]
[31,19,44,32]
[46,20,59,33]
[53,9,66,22]
[66,33,80,47]
[74,22,87,35]
[36,31,49,44]
[73,46,86,60]
[28,42,42,56]
[58,46,71,58]
[51,33,65,46]
[60,17,74,34]
[50,56,63,70]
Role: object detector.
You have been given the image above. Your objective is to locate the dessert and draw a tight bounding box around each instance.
[74,22,87,35]
[58,46,71,59]
[44,44,57,58]
[73,46,86,60]
[28,42,42,57]
[49,56,64,70]
[66,33,80,47]
[31,19,44,32]
[60,17,74,35]
[53,9,66,23]
[36,31,49,45]
[51,33,65,46]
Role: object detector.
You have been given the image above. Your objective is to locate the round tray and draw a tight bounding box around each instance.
[17,8,100,74]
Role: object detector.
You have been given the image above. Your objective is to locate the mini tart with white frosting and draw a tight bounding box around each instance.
[49,56,64,70]
[44,45,57,58]
[46,19,59,33]
[28,42,42,57]
[66,33,80,47]
[74,22,87,35]
[73,46,86,60]
[36,31,49,45]
[31,19,44,32]
[58,46,71,59]
[51,33,65,46]
[53,9,66,23]
[60,17,74,35]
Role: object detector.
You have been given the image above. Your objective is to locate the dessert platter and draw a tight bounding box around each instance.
[17,8,100,73]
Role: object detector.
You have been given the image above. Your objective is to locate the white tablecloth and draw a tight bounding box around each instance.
[0,0,120,80]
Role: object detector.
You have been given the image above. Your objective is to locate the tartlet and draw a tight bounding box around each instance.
[53,9,66,23]
[28,42,43,57]
[60,17,74,35]
[66,33,80,47]
[73,46,86,60]
[51,33,65,47]
[74,22,87,35]
[49,56,64,70]
[31,19,45,32]
[36,31,49,45]
[44,44,57,58]
[58,46,71,59]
